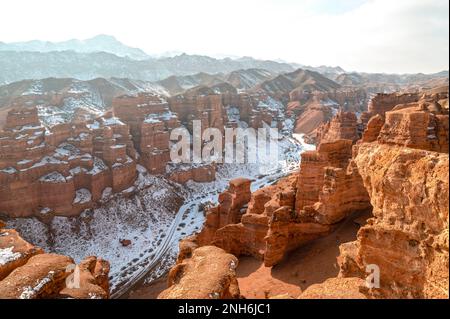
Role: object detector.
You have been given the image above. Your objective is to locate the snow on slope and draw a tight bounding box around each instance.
[6,171,192,291]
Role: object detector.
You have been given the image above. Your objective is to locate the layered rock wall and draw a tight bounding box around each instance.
[0,107,137,217]
[338,92,449,299]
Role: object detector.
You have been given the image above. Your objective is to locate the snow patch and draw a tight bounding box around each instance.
[73,189,92,204]
[0,247,22,266]
[39,172,67,183]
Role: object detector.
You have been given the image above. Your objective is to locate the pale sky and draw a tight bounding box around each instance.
[0,0,448,74]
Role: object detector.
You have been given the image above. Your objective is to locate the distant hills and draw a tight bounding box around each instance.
[0,35,150,60]
[257,68,341,98]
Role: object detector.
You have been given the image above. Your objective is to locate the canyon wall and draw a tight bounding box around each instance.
[337,91,449,299]
[0,107,137,217]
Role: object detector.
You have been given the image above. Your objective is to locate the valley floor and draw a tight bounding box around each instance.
[236,212,366,299]
[128,211,369,299]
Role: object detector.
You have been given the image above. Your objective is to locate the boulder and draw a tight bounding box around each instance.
[0,254,74,299]
[0,229,44,280]
[158,246,240,299]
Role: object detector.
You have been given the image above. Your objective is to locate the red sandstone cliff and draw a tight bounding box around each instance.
[0,106,137,218]
[336,91,449,299]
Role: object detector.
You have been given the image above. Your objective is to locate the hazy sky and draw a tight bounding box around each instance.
[1,0,448,73]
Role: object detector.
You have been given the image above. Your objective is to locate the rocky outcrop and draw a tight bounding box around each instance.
[0,226,110,299]
[336,92,449,299]
[360,92,420,124]
[295,139,357,210]
[59,256,110,299]
[361,115,384,143]
[315,110,361,144]
[0,253,74,299]
[377,104,448,153]
[113,93,179,174]
[158,245,240,299]
[0,229,44,280]
[0,106,137,217]
[342,143,449,299]
[111,91,287,180]
[196,178,252,246]
[162,88,448,299]
[168,94,225,134]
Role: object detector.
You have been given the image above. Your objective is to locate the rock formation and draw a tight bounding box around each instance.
[378,103,448,153]
[167,163,216,184]
[0,228,44,281]
[178,136,372,267]
[360,92,420,124]
[113,93,179,174]
[315,110,361,144]
[0,226,110,299]
[157,245,240,299]
[0,89,292,219]
[59,256,110,299]
[0,106,137,217]
[112,91,284,182]
[336,90,449,299]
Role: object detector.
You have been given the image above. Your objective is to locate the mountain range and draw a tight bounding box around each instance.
[0,35,297,84]
[0,34,447,94]
[0,35,150,60]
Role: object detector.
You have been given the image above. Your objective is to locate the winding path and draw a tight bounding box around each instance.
[111,201,195,299]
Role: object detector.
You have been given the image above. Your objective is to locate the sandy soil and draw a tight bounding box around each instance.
[127,276,168,299]
[237,212,366,299]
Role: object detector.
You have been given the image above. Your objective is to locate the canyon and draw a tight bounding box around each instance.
[0,53,448,299]
[157,87,449,299]
[0,80,303,298]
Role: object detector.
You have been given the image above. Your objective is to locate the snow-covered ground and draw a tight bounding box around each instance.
[7,171,188,292]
